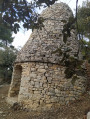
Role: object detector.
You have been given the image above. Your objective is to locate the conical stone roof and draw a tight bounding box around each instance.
[16,2,79,64]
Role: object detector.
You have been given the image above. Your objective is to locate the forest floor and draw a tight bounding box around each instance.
[0,84,90,119]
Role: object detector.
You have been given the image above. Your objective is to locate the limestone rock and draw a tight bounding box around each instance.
[7,2,86,111]
[15,3,79,64]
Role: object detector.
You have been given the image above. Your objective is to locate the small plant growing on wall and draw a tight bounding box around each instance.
[52,16,86,84]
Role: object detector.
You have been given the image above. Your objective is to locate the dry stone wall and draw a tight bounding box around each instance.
[16,3,79,64]
[8,62,86,110]
[8,3,86,111]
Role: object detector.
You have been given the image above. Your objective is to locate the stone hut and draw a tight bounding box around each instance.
[7,3,86,110]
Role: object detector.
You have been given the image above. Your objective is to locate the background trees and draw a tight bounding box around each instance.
[0,24,13,47]
[77,0,90,62]
[0,23,17,83]
[0,48,17,83]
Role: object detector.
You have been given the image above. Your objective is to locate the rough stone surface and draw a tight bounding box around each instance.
[7,2,86,111]
[16,2,79,64]
[8,62,86,110]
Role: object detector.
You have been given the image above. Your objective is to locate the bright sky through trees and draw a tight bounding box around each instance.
[12,0,84,49]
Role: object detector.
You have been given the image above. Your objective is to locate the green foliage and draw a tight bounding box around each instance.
[0,24,13,47]
[0,0,57,33]
[77,6,90,38]
[0,22,16,83]
[52,12,85,79]
[62,16,76,43]
[77,1,90,62]
[65,68,74,79]
[52,45,83,79]
[71,75,79,85]
[81,40,90,62]
[64,57,83,79]
[0,47,17,83]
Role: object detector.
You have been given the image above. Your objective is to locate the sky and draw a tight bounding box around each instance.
[12,0,85,49]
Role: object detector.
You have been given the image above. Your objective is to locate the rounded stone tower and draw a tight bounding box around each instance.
[7,3,86,110]
[16,3,78,63]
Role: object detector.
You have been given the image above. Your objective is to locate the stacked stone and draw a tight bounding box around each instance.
[16,3,79,64]
[8,3,86,111]
[16,62,86,110]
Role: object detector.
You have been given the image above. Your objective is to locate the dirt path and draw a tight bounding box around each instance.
[0,84,90,119]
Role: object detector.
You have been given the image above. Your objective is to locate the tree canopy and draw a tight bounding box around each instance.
[77,1,90,39]
[0,24,13,47]
[0,0,58,33]
[77,0,90,62]
[0,47,17,83]
[0,22,17,83]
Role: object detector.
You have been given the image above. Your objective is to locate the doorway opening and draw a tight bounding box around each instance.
[9,65,22,98]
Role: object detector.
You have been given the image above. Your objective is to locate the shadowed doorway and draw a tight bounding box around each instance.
[8,65,22,98]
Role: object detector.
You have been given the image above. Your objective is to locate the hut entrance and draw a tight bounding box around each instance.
[9,65,22,98]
